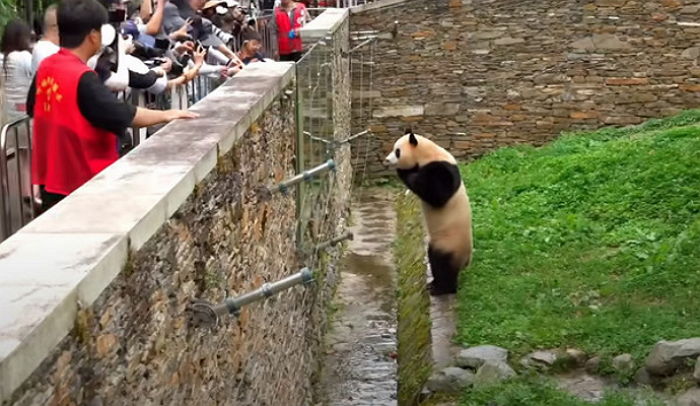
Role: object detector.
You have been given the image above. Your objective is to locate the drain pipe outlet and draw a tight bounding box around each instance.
[274,159,336,195]
[314,231,354,251]
[221,267,315,316]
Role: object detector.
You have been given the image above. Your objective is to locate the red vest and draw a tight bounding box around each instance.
[275,3,306,55]
[31,49,119,196]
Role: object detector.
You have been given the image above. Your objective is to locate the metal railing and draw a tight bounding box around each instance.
[0,75,220,243]
[256,14,279,60]
[0,116,34,241]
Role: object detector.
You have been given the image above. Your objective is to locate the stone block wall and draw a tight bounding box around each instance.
[5,81,327,406]
[350,0,700,175]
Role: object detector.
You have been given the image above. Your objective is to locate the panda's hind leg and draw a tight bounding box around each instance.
[427,245,459,296]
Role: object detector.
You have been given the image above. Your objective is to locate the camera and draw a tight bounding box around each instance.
[144,57,168,68]
[108,8,126,24]
[131,40,165,59]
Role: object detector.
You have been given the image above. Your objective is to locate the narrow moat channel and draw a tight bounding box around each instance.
[317,188,398,406]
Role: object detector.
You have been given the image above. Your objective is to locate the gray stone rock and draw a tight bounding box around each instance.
[520,350,559,371]
[585,356,601,374]
[474,361,516,387]
[372,105,424,118]
[634,367,654,386]
[678,388,700,406]
[681,5,700,14]
[494,37,525,46]
[424,103,460,116]
[596,0,626,6]
[612,353,634,373]
[531,350,558,365]
[694,355,700,383]
[426,367,475,394]
[565,348,587,367]
[592,34,632,50]
[556,371,607,403]
[571,37,596,51]
[682,47,700,60]
[471,31,503,40]
[456,345,509,369]
[645,338,700,376]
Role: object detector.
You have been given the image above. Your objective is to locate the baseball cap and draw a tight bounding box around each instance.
[121,20,140,39]
[202,0,225,9]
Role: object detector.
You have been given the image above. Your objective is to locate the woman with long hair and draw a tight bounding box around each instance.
[1,19,33,122]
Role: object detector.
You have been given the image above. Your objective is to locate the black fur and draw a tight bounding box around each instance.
[427,245,459,295]
[396,161,461,208]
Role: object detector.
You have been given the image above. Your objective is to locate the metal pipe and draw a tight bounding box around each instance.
[0,120,11,240]
[274,159,335,195]
[14,126,24,224]
[339,129,369,144]
[349,37,376,53]
[195,267,314,323]
[314,231,354,251]
[303,130,332,145]
[222,267,314,315]
[303,129,370,146]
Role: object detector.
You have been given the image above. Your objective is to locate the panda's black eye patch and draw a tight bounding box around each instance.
[395,148,401,158]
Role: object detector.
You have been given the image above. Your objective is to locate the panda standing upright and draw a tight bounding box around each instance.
[385,129,473,296]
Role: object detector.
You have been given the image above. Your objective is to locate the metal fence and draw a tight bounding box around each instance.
[294,16,350,259]
[0,75,220,242]
[0,116,33,241]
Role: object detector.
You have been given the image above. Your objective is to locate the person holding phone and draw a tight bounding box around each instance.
[27,0,198,212]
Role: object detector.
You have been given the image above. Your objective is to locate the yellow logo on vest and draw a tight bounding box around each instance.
[37,77,63,112]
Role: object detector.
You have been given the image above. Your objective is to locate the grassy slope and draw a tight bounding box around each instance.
[457,110,700,373]
[395,192,433,406]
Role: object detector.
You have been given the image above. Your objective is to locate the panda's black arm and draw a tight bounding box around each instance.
[400,162,462,208]
[397,165,419,190]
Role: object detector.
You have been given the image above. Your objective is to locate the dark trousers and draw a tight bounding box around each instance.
[279,52,303,62]
[38,186,66,214]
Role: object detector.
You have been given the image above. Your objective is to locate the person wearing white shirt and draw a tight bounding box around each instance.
[1,19,33,122]
[31,5,61,73]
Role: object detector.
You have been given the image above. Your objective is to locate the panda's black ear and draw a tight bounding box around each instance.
[404,127,413,135]
[409,132,418,146]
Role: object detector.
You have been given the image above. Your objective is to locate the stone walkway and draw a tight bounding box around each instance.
[317,189,398,406]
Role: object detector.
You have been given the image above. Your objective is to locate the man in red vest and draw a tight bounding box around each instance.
[27,0,198,213]
[274,0,307,62]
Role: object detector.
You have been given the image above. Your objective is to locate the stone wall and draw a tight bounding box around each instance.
[350,0,700,175]
[1,11,354,403]
[8,90,311,406]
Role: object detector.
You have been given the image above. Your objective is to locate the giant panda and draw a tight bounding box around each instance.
[384,129,473,296]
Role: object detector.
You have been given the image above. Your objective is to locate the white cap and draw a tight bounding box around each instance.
[100,24,116,47]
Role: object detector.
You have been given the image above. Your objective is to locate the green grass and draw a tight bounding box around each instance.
[395,192,433,406]
[457,110,700,365]
[462,376,665,406]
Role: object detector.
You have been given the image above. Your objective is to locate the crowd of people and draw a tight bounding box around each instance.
[0,0,310,214]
